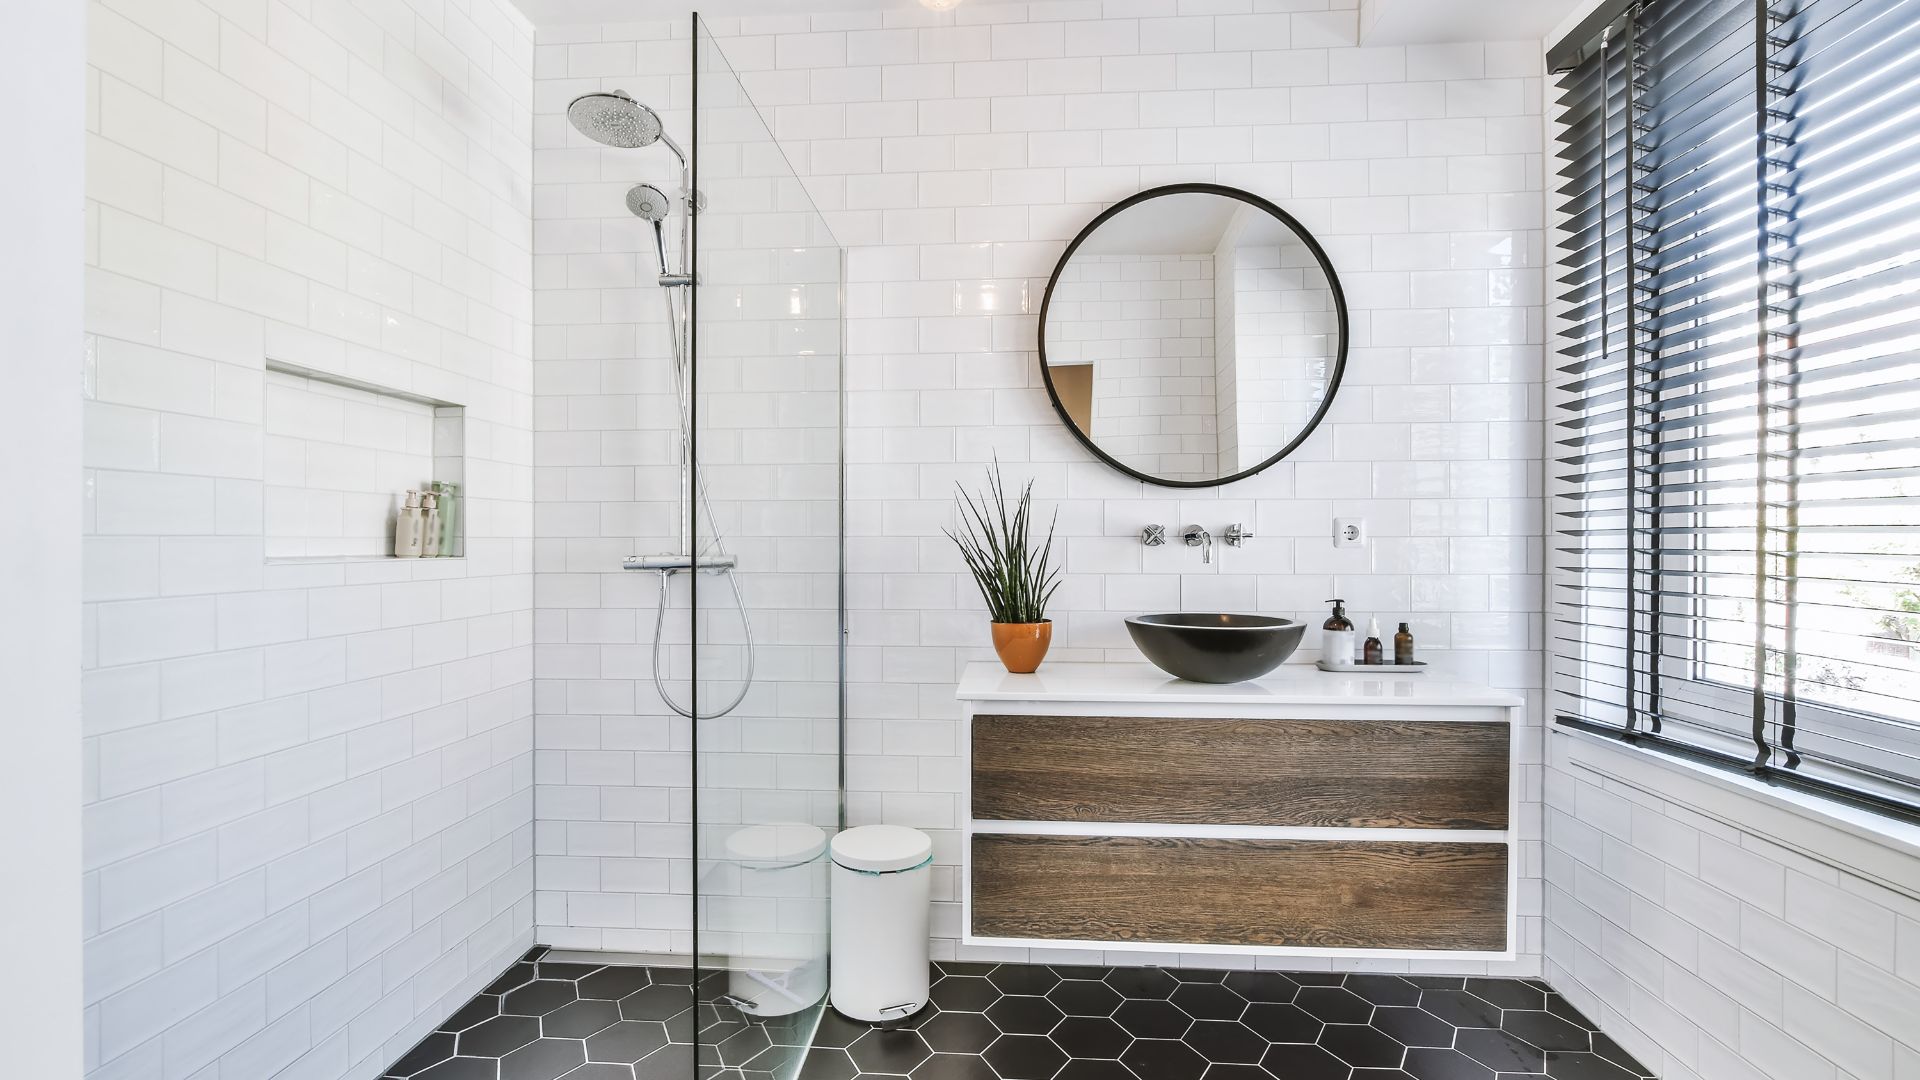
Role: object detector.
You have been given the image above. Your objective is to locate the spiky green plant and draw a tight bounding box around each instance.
[945,463,1063,624]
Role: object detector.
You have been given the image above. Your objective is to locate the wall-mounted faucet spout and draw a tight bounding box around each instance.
[1182,524,1212,564]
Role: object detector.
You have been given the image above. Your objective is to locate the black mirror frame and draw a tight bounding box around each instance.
[1037,183,1350,489]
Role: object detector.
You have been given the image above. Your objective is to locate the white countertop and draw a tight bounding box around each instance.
[955,661,1526,709]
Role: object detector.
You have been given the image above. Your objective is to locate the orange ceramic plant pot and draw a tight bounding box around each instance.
[991,621,1052,674]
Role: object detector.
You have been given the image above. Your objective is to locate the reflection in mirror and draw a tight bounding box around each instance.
[1041,188,1344,486]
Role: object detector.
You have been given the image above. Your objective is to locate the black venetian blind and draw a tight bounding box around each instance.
[1551,0,1920,813]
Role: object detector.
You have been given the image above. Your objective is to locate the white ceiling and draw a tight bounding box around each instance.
[508,0,1021,27]
[509,0,1585,36]
[1359,0,1586,45]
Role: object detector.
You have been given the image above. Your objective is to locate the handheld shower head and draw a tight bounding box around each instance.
[625,184,672,222]
[567,90,664,149]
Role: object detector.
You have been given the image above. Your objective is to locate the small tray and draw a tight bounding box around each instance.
[1317,660,1427,673]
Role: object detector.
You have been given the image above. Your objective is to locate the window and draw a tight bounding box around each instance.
[1549,0,1920,813]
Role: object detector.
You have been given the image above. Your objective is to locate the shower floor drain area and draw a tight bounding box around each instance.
[381,949,1655,1080]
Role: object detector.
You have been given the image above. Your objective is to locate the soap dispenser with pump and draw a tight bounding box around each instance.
[1322,599,1356,668]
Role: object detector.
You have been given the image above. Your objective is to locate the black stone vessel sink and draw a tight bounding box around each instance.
[1124,613,1305,684]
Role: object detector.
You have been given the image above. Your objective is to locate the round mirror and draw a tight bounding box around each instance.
[1039,184,1348,487]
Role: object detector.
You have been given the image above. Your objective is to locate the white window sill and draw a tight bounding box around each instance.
[1552,724,1920,899]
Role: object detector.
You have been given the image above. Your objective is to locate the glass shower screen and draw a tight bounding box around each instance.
[689,15,845,1077]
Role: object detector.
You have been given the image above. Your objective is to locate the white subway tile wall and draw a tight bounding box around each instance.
[1543,738,1920,1080]
[82,0,538,1078]
[531,0,1548,979]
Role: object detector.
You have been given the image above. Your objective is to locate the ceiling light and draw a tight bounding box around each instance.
[919,0,964,10]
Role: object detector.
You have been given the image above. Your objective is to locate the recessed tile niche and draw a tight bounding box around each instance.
[263,360,464,561]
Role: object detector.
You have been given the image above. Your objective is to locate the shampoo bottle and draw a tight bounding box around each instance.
[419,491,441,557]
[434,481,459,557]
[394,491,424,558]
[1322,599,1356,668]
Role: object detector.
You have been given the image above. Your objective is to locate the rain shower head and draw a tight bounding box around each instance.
[567,90,664,149]
[625,184,672,222]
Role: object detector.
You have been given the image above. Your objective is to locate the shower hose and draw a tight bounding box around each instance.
[650,565,755,720]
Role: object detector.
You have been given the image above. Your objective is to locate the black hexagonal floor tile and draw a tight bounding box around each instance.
[1545,1049,1647,1079]
[848,1028,932,1074]
[1170,983,1245,1021]
[637,1042,693,1076]
[930,976,1000,1012]
[537,961,602,981]
[983,1034,1069,1080]
[482,962,537,996]
[579,967,654,1000]
[1372,1005,1455,1048]
[913,1051,1001,1079]
[988,964,1060,996]
[986,994,1064,1035]
[1242,1001,1322,1043]
[1104,966,1178,1000]
[415,1058,495,1080]
[1404,1047,1496,1080]
[500,1037,584,1080]
[1114,999,1193,1040]
[1455,1027,1544,1073]
[586,1020,671,1063]
[1193,1063,1276,1080]
[1502,1009,1591,1053]
[544,998,621,1038]
[459,1014,540,1057]
[387,1032,455,1077]
[717,1024,773,1067]
[918,1011,1000,1055]
[1320,1023,1407,1069]
[386,960,1658,1080]
[1466,978,1545,1012]
[1055,1060,1135,1080]
[796,1047,856,1080]
[1419,989,1503,1030]
[1048,980,1123,1017]
[1345,974,1422,1007]
[1120,1038,1208,1080]
[1222,971,1298,1004]
[1048,1016,1131,1059]
[558,1064,630,1080]
[620,986,690,1022]
[810,1011,871,1050]
[503,980,578,1017]
[1294,985,1373,1024]
[1547,995,1599,1030]
[438,996,500,1033]
[1181,1020,1264,1064]
[1260,1041,1352,1080]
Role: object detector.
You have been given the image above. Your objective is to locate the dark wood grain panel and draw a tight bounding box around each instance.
[971,834,1508,951]
[971,715,1509,829]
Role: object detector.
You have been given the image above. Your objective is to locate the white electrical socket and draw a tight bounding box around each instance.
[1333,517,1366,548]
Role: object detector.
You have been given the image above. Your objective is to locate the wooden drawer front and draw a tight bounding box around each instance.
[971,834,1507,952]
[971,715,1509,830]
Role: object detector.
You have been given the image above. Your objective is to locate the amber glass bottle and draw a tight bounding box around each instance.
[1394,621,1414,665]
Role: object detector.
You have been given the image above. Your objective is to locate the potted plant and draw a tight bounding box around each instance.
[945,463,1063,674]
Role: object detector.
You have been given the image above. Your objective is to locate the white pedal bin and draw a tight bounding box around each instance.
[721,824,829,1018]
[829,825,933,1023]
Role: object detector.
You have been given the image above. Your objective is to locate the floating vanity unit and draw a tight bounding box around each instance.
[956,662,1524,961]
